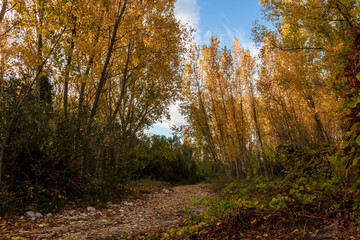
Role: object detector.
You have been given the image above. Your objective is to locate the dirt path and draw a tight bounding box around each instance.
[2,184,216,239]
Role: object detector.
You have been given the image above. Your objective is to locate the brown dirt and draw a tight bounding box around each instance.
[1,184,216,239]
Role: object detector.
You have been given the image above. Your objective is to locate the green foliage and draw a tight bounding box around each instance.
[275,143,335,177]
[166,143,354,237]
[161,196,235,238]
[0,80,204,216]
[138,135,205,184]
[331,122,360,184]
[0,181,68,215]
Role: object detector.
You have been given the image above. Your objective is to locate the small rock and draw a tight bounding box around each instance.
[31,217,36,221]
[69,210,76,215]
[122,201,133,206]
[35,212,43,218]
[162,188,172,194]
[100,219,108,224]
[313,223,339,239]
[20,216,24,220]
[87,206,96,212]
[46,213,53,217]
[80,213,88,217]
[39,224,46,227]
[26,211,35,218]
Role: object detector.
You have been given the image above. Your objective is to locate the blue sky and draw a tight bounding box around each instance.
[196,0,263,49]
[147,0,263,137]
[174,0,263,48]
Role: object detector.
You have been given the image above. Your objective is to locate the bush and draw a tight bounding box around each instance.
[138,135,204,184]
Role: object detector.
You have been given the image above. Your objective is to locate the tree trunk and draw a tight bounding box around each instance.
[64,17,76,120]
[0,0,7,25]
[249,80,273,178]
[87,0,127,127]
[0,1,70,181]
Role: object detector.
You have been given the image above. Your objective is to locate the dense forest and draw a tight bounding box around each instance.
[1,0,360,238]
[0,0,204,212]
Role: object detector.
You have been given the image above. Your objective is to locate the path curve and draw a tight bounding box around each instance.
[3,184,216,239]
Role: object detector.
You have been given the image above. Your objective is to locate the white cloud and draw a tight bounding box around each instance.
[175,0,201,43]
[223,25,260,57]
[154,101,186,129]
[150,0,199,136]
[175,0,200,27]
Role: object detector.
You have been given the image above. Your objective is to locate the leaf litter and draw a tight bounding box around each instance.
[0,184,216,239]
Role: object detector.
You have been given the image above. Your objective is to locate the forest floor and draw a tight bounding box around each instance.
[0,184,216,239]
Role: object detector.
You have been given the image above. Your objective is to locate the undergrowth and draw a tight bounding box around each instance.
[151,143,360,239]
[0,178,170,217]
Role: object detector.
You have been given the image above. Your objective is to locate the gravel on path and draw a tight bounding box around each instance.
[1,184,217,239]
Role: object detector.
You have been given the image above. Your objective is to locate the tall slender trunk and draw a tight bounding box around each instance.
[0,20,69,181]
[87,0,127,128]
[196,89,219,165]
[0,0,7,25]
[249,80,273,178]
[64,17,76,120]
[35,27,43,112]
[78,56,94,177]
[302,91,329,143]
[105,39,132,130]
[230,79,250,176]
[0,59,4,101]
[97,39,132,178]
